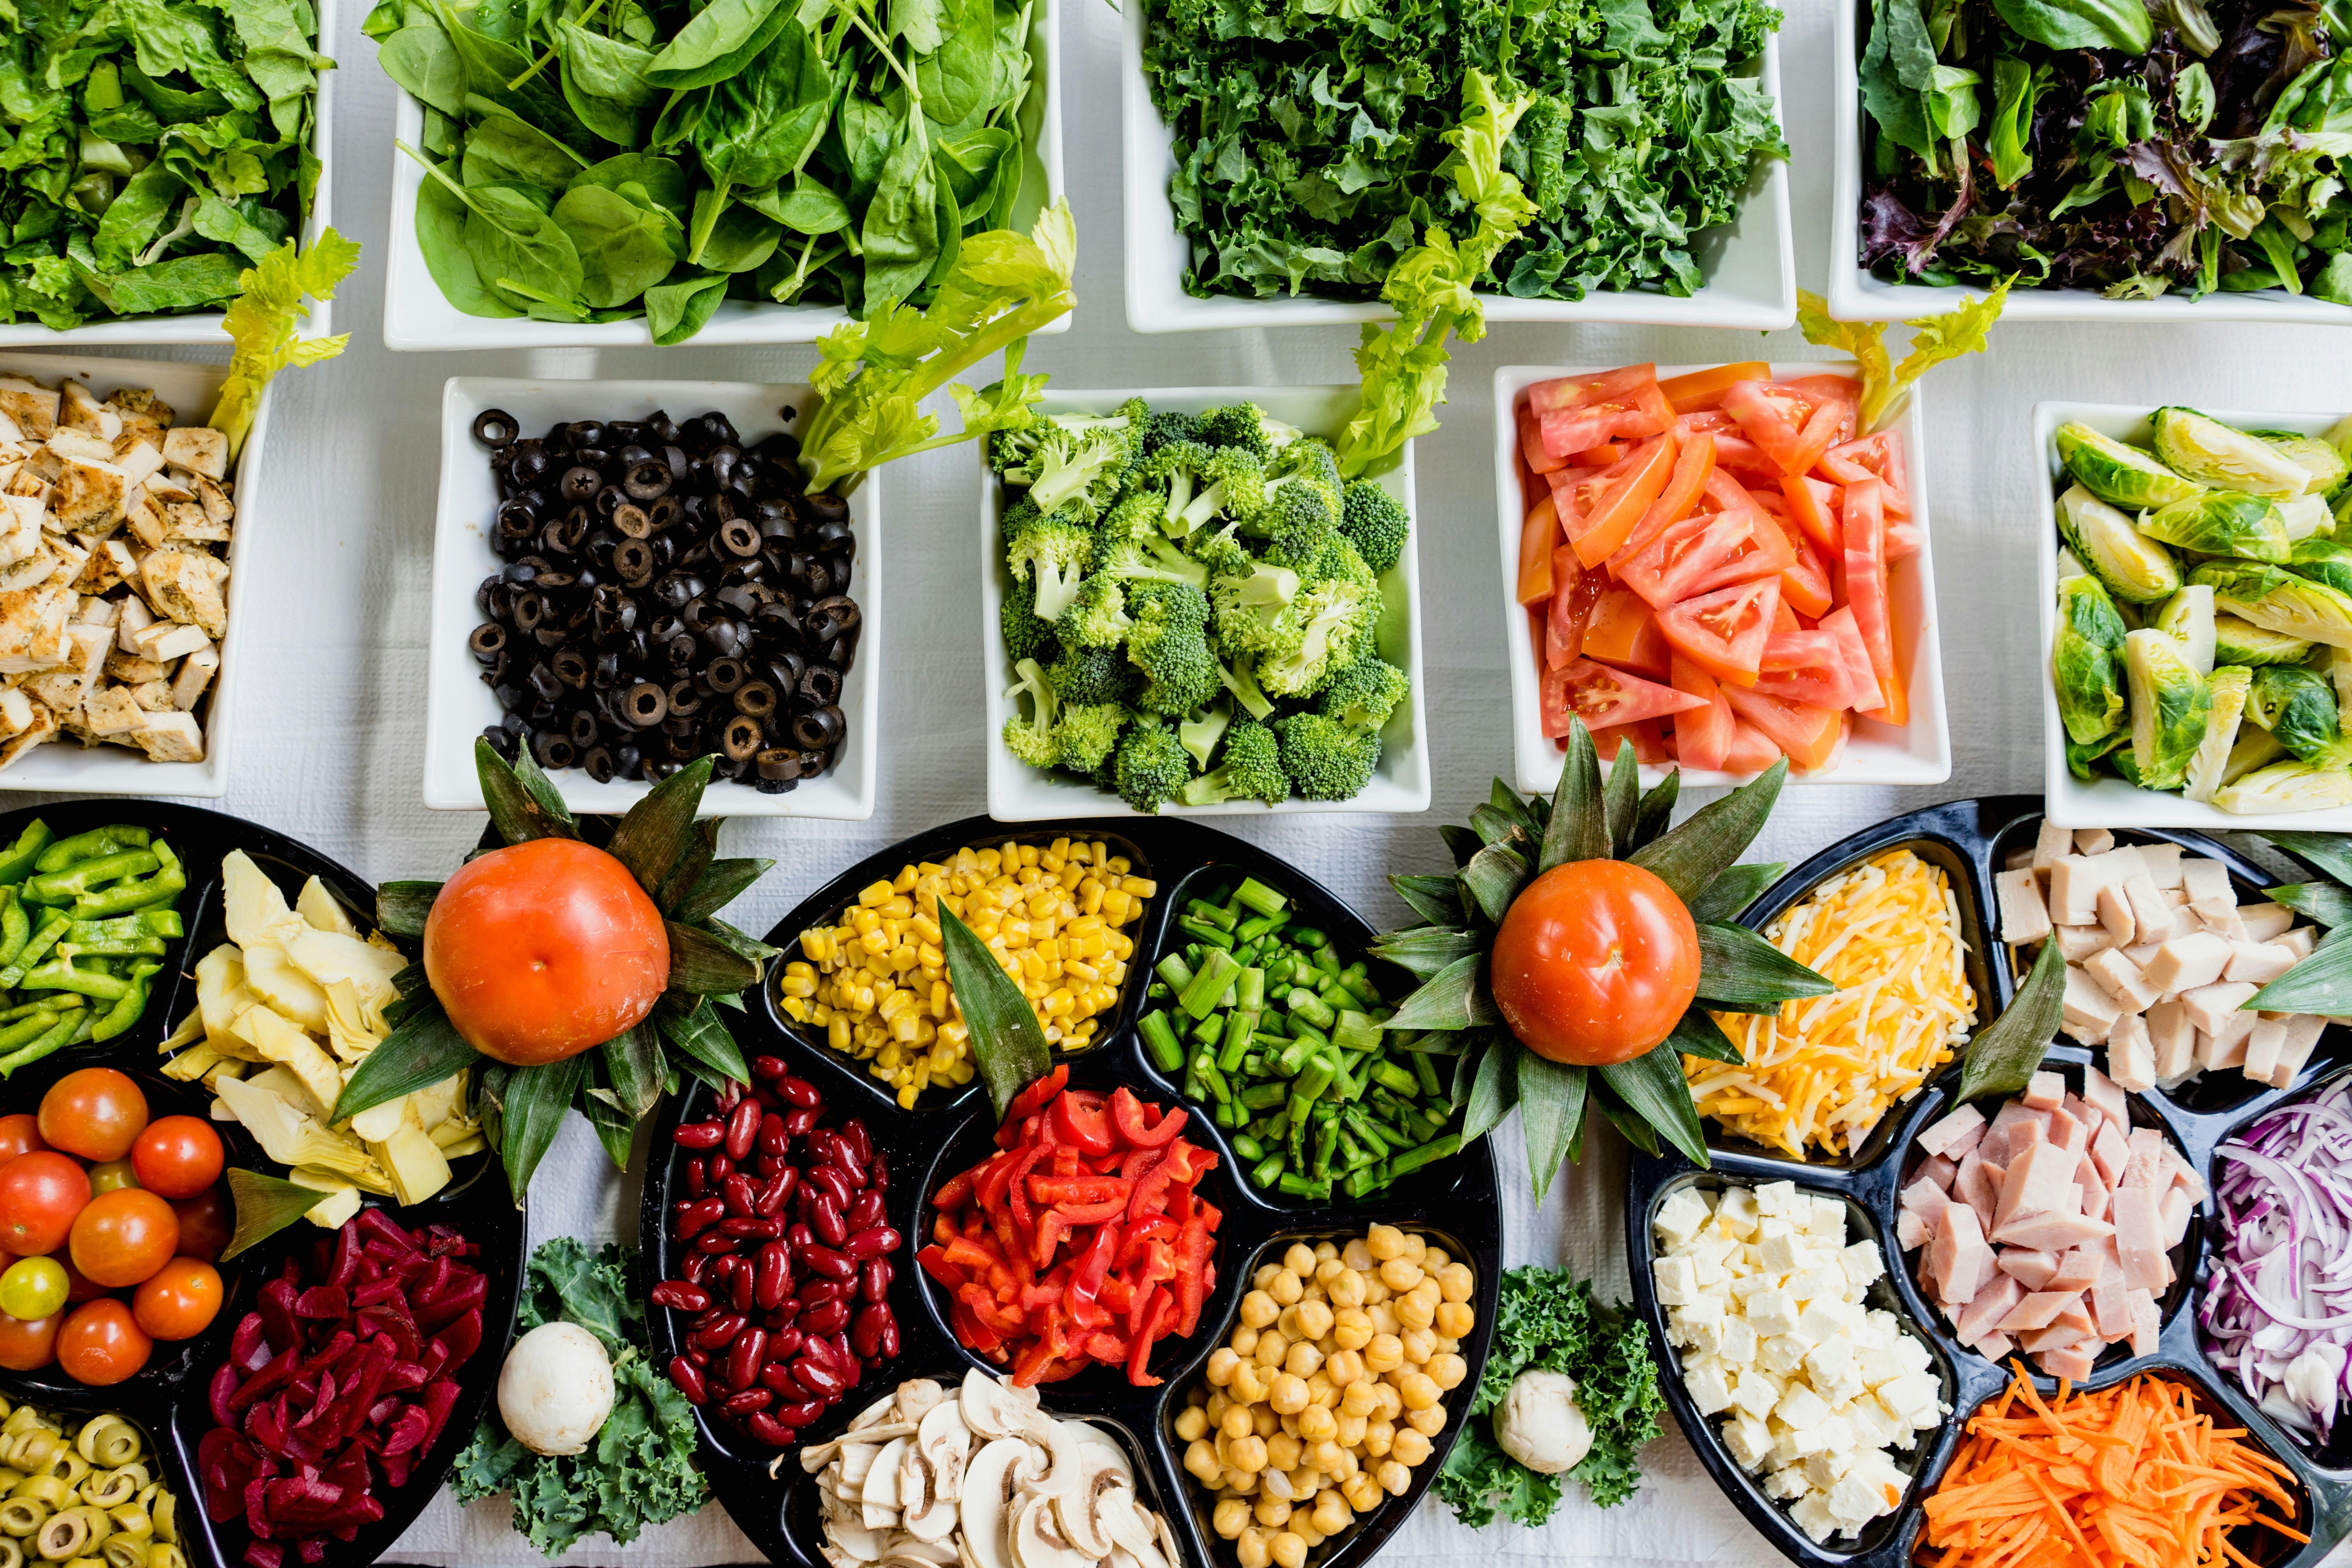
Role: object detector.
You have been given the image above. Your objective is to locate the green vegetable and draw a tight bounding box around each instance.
[2152,408,2315,500]
[2153,585,2217,676]
[1435,1267,1665,1526]
[0,822,177,1072]
[2124,628,2212,791]
[2139,493,2290,564]
[2216,758,2352,815]
[2215,615,2315,666]
[2057,485,2181,604]
[1956,935,2067,1103]
[2248,665,2346,765]
[2055,424,2209,511]
[1991,0,2150,52]
[2053,574,2127,745]
[209,231,362,460]
[2186,665,2254,804]
[1795,282,2011,433]
[452,1238,705,1557]
[2257,431,2352,498]
[2196,561,2352,649]
[2291,538,2352,597]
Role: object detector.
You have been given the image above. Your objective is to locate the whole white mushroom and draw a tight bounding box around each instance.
[497,1322,615,1457]
[1491,1368,1593,1475]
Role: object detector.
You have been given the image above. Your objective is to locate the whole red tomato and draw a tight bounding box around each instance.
[68,1188,178,1289]
[0,1310,58,1372]
[132,1257,222,1341]
[55,1298,149,1385]
[0,1152,90,1256]
[171,1188,233,1262]
[131,1116,224,1199]
[0,1114,45,1164]
[1490,860,1700,1067]
[38,1068,148,1161]
[424,837,669,1066]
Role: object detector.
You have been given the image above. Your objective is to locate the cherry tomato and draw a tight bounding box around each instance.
[132,1257,221,1341]
[1490,860,1700,1067]
[0,1255,67,1319]
[130,1117,223,1200]
[424,838,669,1066]
[38,1068,148,1162]
[0,1310,58,1371]
[171,1188,233,1263]
[0,1114,45,1164]
[57,1254,104,1305]
[55,1298,149,1385]
[87,1159,138,1196]
[68,1188,178,1289]
[0,1152,90,1256]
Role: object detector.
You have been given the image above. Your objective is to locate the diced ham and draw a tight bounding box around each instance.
[1996,1249,2060,1290]
[2049,1245,2105,1293]
[2080,1066,2129,1129]
[1996,867,2052,944]
[1982,1102,2041,1166]
[1930,1202,1995,1306]
[1900,1177,1951,1231]
[1897,1210,1931,1251]
[2090,1120,2131,1187]
[2039,1345,2099,1382]
[1992,1140,2082,1236]
[2158,1185,2192,1249]
[1989,1210,2115,1253]
[2050,1297,2098,1338]
[2047,1104,2087,1156]
[2111,1187,2169,1293]
[2147,999,2196,1080]
[1996,1290,2080,1333]
[1916,1103,1987,1161]
[1954,1152,2001,1231]
[2022,1321,2095,1354]
[2128,1289,2161,1356]
[1956,1274,2027,1347]
[2061,1090,2099,1133]
[2023,1071,2065,1111]
[2077,1152,2111,1224]
[1976,1330,2016,1362]
[2090,1257,2133,1340]
[1919,1152,1959,1191]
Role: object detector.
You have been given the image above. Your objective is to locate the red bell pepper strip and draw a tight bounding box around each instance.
[1012,1328,1060,1387]
[1083,1330,1129,1364]
[1111,1088,1186,1148]
[1067,1222,1120,1323]
[1116,1217,1178,1270]
[1119,1145,1168,1185]
[1173,1216,1212,1338]
[1031,1207,1069,1268]
[1128,1289,1170,1386]
[1030,1175,1128,1205]
[1098,1274,1135,1317]
[1050,1197,1129,1226]
[1126,1280,1165,1338]
[932,1167,976,1210]
[1050,1090,1117,1156]
[1004,1144,1048,1241]
[917,1246,963,1291]
[999,1068,1068,1144]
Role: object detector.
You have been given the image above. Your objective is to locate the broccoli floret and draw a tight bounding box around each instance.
[1319,655,1409,733]
[1001,575,1062,666]
[1003,656,1062,769]
[1219,656,1276,721]
[1268,438,1343,514]
[1180,718,1290,806]
[1049,643,1132,708]
[1127,582,1219,717]
[1025,414,1143,522]
[1099,492,1167,547]
[1176,446,1267,535]
[1258,541,1378,699]
[1099,534,1211,591]
[1272,712,1380,801]
[1179,699,1233,769]
[1208,559,1304,657]
[1006,514,1096,622]
[1054,702,1127,774]
[1113,717,1194,813]
[1144,409,1203,454]
[1196,403,1275,460]
[987,419,1048,478]
[1338,480,1410,576]
[1243,481,1337,568]
[1057,575,1132,649]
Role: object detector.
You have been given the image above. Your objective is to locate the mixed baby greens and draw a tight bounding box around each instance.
[365,0,1048,340]
[0,0,332,328]
[1858,0,2352,300]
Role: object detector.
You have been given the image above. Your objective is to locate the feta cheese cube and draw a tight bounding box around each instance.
[1840,1240,1886,1291]
[1764,1466,1810,1502]
[1758,1333,1810,1376]
[1879,1372,1944,1428]
[1730,1370,1780,1422]
[1801,1195,1850,1240]
[1775,1382,1832,1432]
[1790,1265,1848,1303]
[1747,1288,1800,1337]
[1722,1414,1775,1471]
[1655,1187,1711,1248]
[1790,1493,1840,1544]
[1804,1445,1859,1489]
[1716,1184,1761,1238]
[1686,1361,1735,1416]
[1653,1255,1699,1306]
[1758,1228,1806,1272]
[1756,1181,1800,1218]
[1858,1346,1910,1389]
[1720,1317,1759,1365]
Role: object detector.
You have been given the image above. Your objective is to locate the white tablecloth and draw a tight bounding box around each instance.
[41,0,2352,1557]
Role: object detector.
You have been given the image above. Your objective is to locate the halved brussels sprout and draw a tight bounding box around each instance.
[2151,407,2314,499]
[2213,758,2352,814]
[2327,645,2352,731]
[2055,574,2129,743]
[2290,537,2352,596]
[2138,492,2290,563]
[2251,431,2351,498]
[2226,723,2290,783]
[2069,730,2129,783]
[2056,423,2207,509]
[2212,613,2313,665]
[2186,665,2253,803]
[2279,494,2333,541]
[2123,627,2211,791]
[2192,561,2352,648]
[2058,484,2182,604]
[2247,664,2344,763]
[2153,584,2217,674]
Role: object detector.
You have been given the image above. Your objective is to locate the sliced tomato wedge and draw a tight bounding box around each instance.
[1886,521,1923,562]
[1819,605,1885,713]
[1721,684,1845,772]
[1589,718,1673,765]
[1610,431,1717,571]
[1775,515,1834,620]
[1570,432,1677,569]
[1754,629,1857,709]
[1770,595,1801,634]
[1722,380,1854,477]
[1618,508,1779,610]
[1566,441,1626,467]
[1841,478,1897,706]
[1547,549,1604,669]
[1677,411,1778,479]
[1546,444,1639,531]
[1780,474,1841,553]
[1682,509,1796,600]
[1723,719,1784,772]
[1656,577,1779,688]
[1531,365,1671,458]
[1517,407,1567,477]
[1517,495,1560,605]
[1659,362,1771,415]
[1669,655,1735,771]
[1539,657,1703,739]
[1817,431,1910,519]
[1703,470,1762,513]
[1581,586,1671,679]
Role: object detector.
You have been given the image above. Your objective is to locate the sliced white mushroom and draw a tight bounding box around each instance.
[1052,1447,1127,1560]
[962,1367,1042,1438]
[863,1437,911,1530]
[880,1538,958,1567]
[902,1449,957,1544]
[826,1505,888,1564]
[1099,1487,1163,1568]
[852,1392,902,1431]
[1072,1429,1133,1486]
[1010,1488,1091,1568]
[918,1396,974,1505]
[1152,1513,1181,1568]
[1020,1419,1084,1501]
[841,1443,883,1498]
[959,1439,1033,1568]
[896,1378,947,1425]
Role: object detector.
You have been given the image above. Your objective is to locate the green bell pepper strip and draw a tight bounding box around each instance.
[57,937,166,958]
[66,911,182,944]
[23,956,134,1000]
[0,888,25,969]
[0,1010,84,1078]
[33,826,150,874]
[72,843,183,919]
[90,962,160,1042]
[0,822,52,887]
[0,914,71,989]
[23,849,157,905]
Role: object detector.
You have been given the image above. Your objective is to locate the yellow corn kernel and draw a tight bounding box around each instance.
[828,1016,852,1052]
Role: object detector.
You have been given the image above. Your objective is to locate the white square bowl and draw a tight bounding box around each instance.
[1118,3,1793,334]
[382,0,1067,351]
[0,0,338,347]
[1493,361,1952,796]
[0,351,274,797]
[981,386,1429,820]
[2034,398,2352,831]
[1826,0,2352,325]
[423,376,877,818]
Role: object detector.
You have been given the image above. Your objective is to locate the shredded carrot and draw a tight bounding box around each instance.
[1918,1365,2311,1568]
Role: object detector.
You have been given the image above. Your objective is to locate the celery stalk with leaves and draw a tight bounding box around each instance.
[1794,279,2012,433]
[207,229,363,459]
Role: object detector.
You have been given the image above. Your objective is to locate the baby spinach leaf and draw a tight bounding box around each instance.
[558,19,658,107]
[553,182,680,305]
[859,115,939,312]
[380,20,468,116]
[643,0,793,90]
[570,153,690,221]
[644,271,728,341]
[694,200,782,271]
[743,170,850,233]
[464,110,589,189]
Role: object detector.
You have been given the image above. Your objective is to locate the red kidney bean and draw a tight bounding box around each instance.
[674,1120,724,1149]
[755,1168,798,1217]
[846,1190,885,1233]
[708,1153,734,1184]
[782,1108,818,1139]
[719,1216,783,1241]
[727,1329,767,1390]
[792,1354,845,1398]
[850,1303,893,1360]
[752,1055,787,1080]
[798,1299,850,1335]
[748,1411,793,1446]
[843,1226,898,1259]
[650,1280,709,1313]
[696,1232,738,1254]
[675,1197,726,1241]
[801,1332,838,1370]
[721,1174,756,1217]
[725,1099,762,1161]
[759,1363,806,1397]
[807,1166,853,1208]
[683,1253,712,1286]
[870,1152,889,1192]
[668,1356,708,1404]
[774,1399,825,1427]
[722,1388,773,1417]
[778,1076,821,1109]
[718,1078,744,1110]
[788,1222,815,1249]
[800,1279,850,1305]
[690,1313,745,1350]
[684,1160,708,1198]
[859,1257,891,1303]
[831,1138,867,1187]
[809,1193,847,1247]
[770,1326,805,1360]
[797,1242,854,1280]
[755,1242,792,1310]
[841,1119,873,1165]
[728,1263,755,1313]
[757,1114,790,1158]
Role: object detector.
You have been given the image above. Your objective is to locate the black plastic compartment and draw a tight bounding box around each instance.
[0,799,527,1568]
[1629,796,2352,1568]
[642,813,1500,1568]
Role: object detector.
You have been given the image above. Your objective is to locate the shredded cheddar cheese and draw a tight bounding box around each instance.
[1686,849,1978,1158]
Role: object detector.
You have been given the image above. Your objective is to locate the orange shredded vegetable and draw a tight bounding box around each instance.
[1918,1365,2308,1568]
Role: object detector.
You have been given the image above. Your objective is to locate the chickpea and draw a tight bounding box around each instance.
[1392,1428,1433,1467]
[1406,1405,1447,1437]
[1255,1330,1289,1368]
[1340,1380,1380,1419]
[1255,1495,1292,1528]
[1240,1290,1279,1329]
[1266,1432,1302,1472]
[1371,1383,1403,1421]
[1395,1371,1441,1411]
[1366,1225,1406,1262]
[1395,1292,1436,1331]
[1314,1258,1347,1290]
[1336,1412,1368,1449]
[1310,1492,1351,1536]
[1271,1533,1307,1568]
[1315,1239,1339,1261]
[1237,1530,1270,1568]
[1254,1405,1279,1439]
[1223,1405,1256,1441]
[1284,1342,1323,1379]
[1363,1278,1392,1306]
[1437,1263,1474,1303]
[1207,1391,1231,1424]
[1423,1246,1450,1271]
[1435,1336,1461,1356]
[1260,1469,1295,1502]
[1215,1499,1251,1539]
[1186,1440,1222,1482]
[1402,1233,1426,1264]
[1377,1460,1412,1497]
[1231,1363,1269,1405]
[1400,1328,1435,1365]
[1344,1471,1385,1513]
[1368,1303,1401,1336]
[1332,1308,1372,1351]
[1232,1326,1262,1358]
[1324,1348,1365,1388]
[1429,1353,1468,1392]
[1275,1305,1304,1341]
[1320,1442,1357,1480]
[1230,1435,1269,1473]
[1175,1406,1209,1442]
[1378,1257,1424,1293]
[1207,1347,1240,1387]
[1362,1419,1394,1457]
[1255,1263,1284,1292]
[1224,1469,1261,1494]
[1304,1371,1335,1408]
[1293,1523,1324,1551]
[1296,1405,1337,1443]
[1435,1301,1475,1338]
[1284,1243,1318,1275]
[1324,1270,1365,1312]
[1288,1470,1320,1504]
[1292,1299,1335,1341]
[1342,1239,1374,1271]
[1269,1373,1310,1415]
[1270,1271,1304,1306]
[1365,1334,1404,1373]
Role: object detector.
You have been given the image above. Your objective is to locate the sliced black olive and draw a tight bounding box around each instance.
[512,592,548,633]
[613,539,655,583]
[583,746,616,783]
[793,705,845,749]
[614,742,644,780]
[733,680,779,719]
[703,620,745,659]
[811,517,854,556]
[527,662,564,704]
[469,623,506,664]
[705,657,747,694]
[550,648,591,689]
[496,500,541,541]
[568,709,600,748]
[756,747,802,781]
[667,679,704,719]
[662,730,701,761]
[722,716,763,760]
[714,755,751,783]
[613,503,652,538]
[804,492,849,525]
[625,459,672,501]
[680,596,722,635]
[560,465,601,502]
[482,724,519,760]
[719,518,760,558]
[620,682,669,727]
[474,409,520,447]
[799,664,842,707]
[805,596,860,644]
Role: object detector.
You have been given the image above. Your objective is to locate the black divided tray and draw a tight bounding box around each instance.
[640,813,1502,1568]
[1628,795,2352,1568]
[0,800,526,1568]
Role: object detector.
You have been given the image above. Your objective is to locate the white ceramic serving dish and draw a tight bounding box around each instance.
[2034,398,2352,831]
[0,0,339,347]
[980,387,1429,820]
[382,0,1067,350]
[0,352,274,797]
[424,377,878,819]
[1493,361,1952,795]
[1118,1,1793,334]
[1826,0,2352,325]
